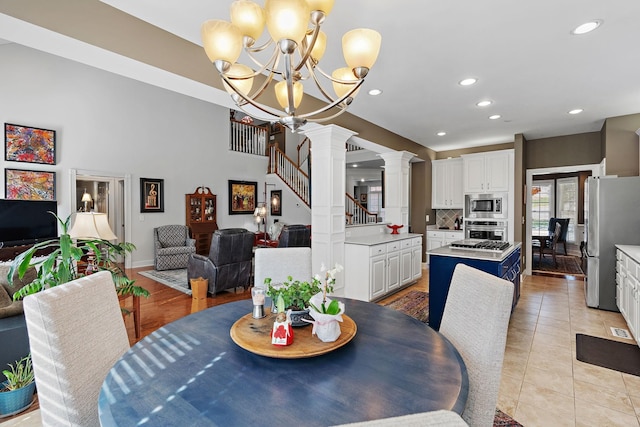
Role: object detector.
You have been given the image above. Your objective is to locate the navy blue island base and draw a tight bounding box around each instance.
[99,299,468,426]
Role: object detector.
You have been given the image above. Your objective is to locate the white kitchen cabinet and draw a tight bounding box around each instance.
[432,158,463,208]
[616,246,640,347]
[462,150,512,194]
[426,230,464,264]
[345,235,423,301]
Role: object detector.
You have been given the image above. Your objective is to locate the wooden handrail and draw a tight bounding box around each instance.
[229,119,270,156]
[345,193,378,225]
[269,145,310,207]
[297,137,310,167]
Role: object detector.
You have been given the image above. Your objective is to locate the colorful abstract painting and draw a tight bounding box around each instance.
[5,169,56,200]
[228,180,257,214]
[5,123,56,165]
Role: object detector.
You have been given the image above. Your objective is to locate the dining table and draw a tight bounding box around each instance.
[98,298,468,426]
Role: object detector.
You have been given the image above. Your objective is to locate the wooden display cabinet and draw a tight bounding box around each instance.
[186,186,218,255]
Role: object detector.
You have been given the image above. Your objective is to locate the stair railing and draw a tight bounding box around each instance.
[345,194,378,225]
[229,119,269,156]
[297,137,311,167]
[269,144,310,207]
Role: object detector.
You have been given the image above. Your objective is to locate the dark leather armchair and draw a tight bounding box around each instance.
[187,228,254,296]
[278,224,311,247]
[548,218,570,255]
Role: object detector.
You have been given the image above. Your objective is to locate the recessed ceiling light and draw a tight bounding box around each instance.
[352,164,358,167]
[368,89,382,96]
[489,114,501,120]
[568,109,584,115]
[361,178,365,182]
[571,20,602,35]
[436,131,447,136]
[459,78,477,86]
[476,100,492,107]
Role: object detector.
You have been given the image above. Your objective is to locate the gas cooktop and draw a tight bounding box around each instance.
[449,239,511,252]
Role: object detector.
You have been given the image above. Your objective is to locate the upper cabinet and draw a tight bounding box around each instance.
[432,158,463,208]
[462,150,513,193]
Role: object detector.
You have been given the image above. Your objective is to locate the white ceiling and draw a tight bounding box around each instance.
[11,1,640,152]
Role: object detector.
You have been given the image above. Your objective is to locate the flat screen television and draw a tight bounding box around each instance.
[0,199,58,247]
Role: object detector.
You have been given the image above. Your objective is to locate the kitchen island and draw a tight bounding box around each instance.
[428,241,521,330]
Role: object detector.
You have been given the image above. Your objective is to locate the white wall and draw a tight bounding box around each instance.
[0,43,310,267]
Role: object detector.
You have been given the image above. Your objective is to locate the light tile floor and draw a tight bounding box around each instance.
[499,274,640,427]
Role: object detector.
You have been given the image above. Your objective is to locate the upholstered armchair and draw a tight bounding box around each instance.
[153,225,196,271]
[187,228,254,296]
[278,224,311,247]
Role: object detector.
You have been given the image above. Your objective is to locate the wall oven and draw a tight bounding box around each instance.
[465,220,508,241]
[465,193,507,219]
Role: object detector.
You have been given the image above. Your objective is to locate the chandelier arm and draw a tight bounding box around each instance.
[305,106,351,123]
[293,26,321,72]
[244,45,281,76]
[305,62,339,104]
[221,72,278,113]
[282,51,296,115]
[297,79,366,120]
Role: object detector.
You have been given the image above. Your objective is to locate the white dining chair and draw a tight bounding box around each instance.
[332,410,469,426]
[23,271,130,426]
[254,247,312,288]
[439,264,514,427]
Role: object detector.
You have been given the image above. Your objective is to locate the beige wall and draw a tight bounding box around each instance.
[603,113,640,176]
[525,132,602,170]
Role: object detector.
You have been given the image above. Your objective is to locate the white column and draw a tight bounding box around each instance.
[379,151,415,233]
[303,125,356,295]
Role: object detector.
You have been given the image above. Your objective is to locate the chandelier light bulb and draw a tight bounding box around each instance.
[201,19,243,64]
[230,0,265,42]
[332,67,359,99]
[306,0,335,15]
[342,28,382,72]
[275,80,304,109]
[222,63,254,96]
[265,0,310,44]
[306,30,327,62]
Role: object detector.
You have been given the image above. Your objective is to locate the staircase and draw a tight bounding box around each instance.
[229,121,377,224]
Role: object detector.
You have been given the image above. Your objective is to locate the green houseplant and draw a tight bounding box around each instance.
[0,355,35,416]
[7,213,149,300]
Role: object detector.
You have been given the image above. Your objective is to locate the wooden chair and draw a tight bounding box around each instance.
[439,264,514,427]
[23,271,130,426]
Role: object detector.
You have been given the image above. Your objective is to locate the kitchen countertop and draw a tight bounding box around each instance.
[616,245,640,263]
[345,232,423,246]
[429,241,522,262]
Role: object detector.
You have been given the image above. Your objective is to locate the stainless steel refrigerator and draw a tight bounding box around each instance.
[585,176,640,310]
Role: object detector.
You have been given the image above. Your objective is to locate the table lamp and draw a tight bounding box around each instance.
[81,190,93,212]
[69,212,117,274]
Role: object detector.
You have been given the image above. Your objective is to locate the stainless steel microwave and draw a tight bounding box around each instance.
[465,193,507,219]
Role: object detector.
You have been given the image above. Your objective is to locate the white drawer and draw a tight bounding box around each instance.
[445,231,464,240]
[386,241,401,252]
[370,244,386,256]
[412,237,422,247]
[401,239,413,249]
[427,231,442,239]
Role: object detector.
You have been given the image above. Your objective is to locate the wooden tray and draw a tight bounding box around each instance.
[230,312,357,358]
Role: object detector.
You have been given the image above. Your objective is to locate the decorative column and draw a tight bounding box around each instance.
[303,124,356,296]
[379,151,415,233]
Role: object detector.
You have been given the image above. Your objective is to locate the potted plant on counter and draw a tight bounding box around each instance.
[0,355,35,417]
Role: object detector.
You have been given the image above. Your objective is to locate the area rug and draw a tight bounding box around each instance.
[382,290,429,324]
[576,333,640,376]
[382,291,523,427]
[138,269,191,295]
[532,253,584,275]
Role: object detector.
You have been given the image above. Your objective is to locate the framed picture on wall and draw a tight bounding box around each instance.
[140,178,164,212]
[5,168,56,200]
[228,180,257,215]
[5,123,56,165]
[360,193,367,203]
[271,189,282,216]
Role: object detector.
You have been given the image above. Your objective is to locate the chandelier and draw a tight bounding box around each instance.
[201,0,381,131]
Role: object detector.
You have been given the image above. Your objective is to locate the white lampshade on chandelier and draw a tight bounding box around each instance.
[201,0,382,131]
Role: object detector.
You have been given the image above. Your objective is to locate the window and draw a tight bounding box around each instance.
[556,177,578,242]
[368,185,382,214]
[531,180,554,236]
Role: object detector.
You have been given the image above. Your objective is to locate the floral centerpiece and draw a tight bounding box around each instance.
[305,263,345,342]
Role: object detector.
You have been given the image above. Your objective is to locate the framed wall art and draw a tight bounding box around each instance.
[271,189,282,216]
[140,178,164,213]
[228,180,257,215]
[5,123,56,165]
[5,168,56,200]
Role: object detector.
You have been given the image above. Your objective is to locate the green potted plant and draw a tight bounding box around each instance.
[7,213,149,301]
[0,355,35,417]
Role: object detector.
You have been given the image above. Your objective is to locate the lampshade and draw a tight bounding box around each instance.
[306,0,335,15]
[275,80,303,109]
[223,63,255,96]
[230,0,265,41]
[342,28,382,71]
[81,191,92,203]
[68,212,117,241]
[332,67,359,99]
[265,0,310,44]
[201,19,243,65]
[306,30,327,62]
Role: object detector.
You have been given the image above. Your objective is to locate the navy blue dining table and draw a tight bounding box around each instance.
[98,298,468,426]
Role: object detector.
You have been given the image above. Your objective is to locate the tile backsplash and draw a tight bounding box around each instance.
[436,209,463,229]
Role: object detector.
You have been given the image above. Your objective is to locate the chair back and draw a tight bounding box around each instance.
[254,247,312,288]
[278,224,311,247]
[439,264,514,427]
[155,224,189,247]
[208,228,254,266]
[23,271,130,426]
[554,218,570,243]
[550,221,562,247]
